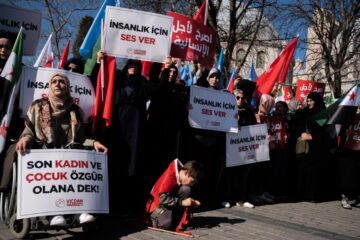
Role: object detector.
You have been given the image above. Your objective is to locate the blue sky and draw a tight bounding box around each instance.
[3,0,308,64]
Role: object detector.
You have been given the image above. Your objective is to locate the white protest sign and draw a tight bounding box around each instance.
[226,124,269,167]
[104,6,173,63]
[17,149,108,219]
[0,4,41,56]
[19,67,95,122]
[188,85,238,133]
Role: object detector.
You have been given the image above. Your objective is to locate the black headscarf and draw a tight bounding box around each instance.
[306,92,325,116]
[64,57,84,74]
[235,79,256,103]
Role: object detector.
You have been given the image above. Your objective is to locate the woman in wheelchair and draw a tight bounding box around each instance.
[0,73,108,226]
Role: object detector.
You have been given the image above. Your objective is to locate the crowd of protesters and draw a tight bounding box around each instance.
[0,29,360,232]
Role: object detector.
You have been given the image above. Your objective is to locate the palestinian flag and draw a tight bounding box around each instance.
[0,27,24,153]
[327,82,360,125]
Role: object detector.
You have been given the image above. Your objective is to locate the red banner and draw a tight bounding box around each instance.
[295,80,325,103]
[267,116,286,150]
[283,86,293,103]
[167,11,217,65]
[343,114,360,151]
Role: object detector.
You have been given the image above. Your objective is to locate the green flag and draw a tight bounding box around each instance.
[84,37,101,76]
[0,27,24,153]
[1,28,24,84]
[313,80,360,126]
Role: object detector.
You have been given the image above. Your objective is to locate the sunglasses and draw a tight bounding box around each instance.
[0,44,12,50]
[236,96,243,100]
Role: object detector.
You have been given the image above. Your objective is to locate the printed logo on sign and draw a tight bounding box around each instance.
[134,49,146,55]
[66,199,84,207]
[55,198,66,208]
[126,48,134,54]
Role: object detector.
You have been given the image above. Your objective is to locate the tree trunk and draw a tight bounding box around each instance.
[333,71,342,98]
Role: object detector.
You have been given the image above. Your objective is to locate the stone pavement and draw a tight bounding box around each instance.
[1,200,359,240]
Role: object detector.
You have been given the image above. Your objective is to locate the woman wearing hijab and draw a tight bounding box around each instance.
[0,73,108,226]
[295,92,332,201]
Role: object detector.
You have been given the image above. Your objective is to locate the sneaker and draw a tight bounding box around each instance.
[236,201,254,208]
[341,197,352,210]
[79,213,96,224]
[50,215,66,226]
[221,201,231,208]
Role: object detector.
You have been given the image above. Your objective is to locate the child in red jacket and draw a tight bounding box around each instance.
[146,159,203,232]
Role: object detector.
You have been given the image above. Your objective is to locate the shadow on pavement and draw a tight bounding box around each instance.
[191,216,246,229]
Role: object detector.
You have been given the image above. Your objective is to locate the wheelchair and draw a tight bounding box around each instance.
[0,161,30,238]
[0,149,105,239]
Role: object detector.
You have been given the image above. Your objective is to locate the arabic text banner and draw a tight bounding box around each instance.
[167,11,217,66]
[343,114,360,151]
[0,3,41,56]
[188,85,238,133]
[295,79,325,103]
[226,124,270,167]
[17,149,108,219]
[19,67,95,123]
[104,6,173,63]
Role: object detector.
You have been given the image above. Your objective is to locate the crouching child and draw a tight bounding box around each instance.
[146,159,203,232]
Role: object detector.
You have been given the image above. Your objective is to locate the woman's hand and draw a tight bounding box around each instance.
[96,51,106,64]
[181,197,201,207]
[94,141,108,153]
[16,136,31,154]
[301,132,312,140]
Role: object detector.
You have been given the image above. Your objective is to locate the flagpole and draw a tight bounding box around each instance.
[204,0,208,25]
[100,18,105,102]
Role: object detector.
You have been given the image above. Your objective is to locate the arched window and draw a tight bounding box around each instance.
[257,51,266,68]
[237,48,245,62]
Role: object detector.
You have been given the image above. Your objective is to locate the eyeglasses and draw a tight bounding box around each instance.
[236,96,243,100]
[0,44,12,50]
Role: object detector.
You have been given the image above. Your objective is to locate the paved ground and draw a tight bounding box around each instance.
[1,200,359,240]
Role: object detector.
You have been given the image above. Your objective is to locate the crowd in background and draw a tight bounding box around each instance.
[1,29,360,228]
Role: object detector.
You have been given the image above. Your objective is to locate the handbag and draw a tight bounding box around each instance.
[295,137,309,155]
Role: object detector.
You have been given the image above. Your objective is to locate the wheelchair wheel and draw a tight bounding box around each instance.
[9,213,30,239]
[0,162,17,222]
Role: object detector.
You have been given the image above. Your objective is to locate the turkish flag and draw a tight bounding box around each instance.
[256,37,298,95]
[92,56,116,135]
[194,0,208,25]
[58,40,70,68]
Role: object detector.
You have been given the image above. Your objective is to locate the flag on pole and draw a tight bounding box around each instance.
[58,40,70,68]
[327,83,360,125]
[84,37,101,76]
[0,27,24,153]
[256,37,298,95]
[313,81,359,126]
[92,55,116,136]
[34,33,53,68]
[79,0,116,59]
[248,61,258,81]
[180,63,193,87]
[216,48,224,89]
[226,68,236,93]
[194,0,208,25]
